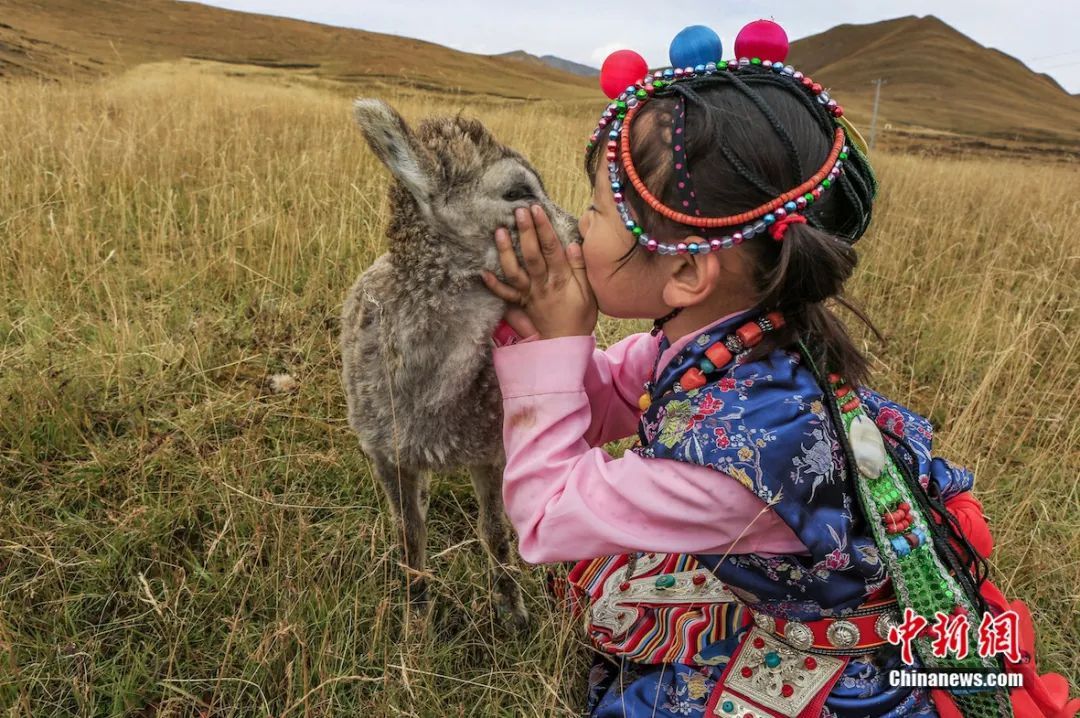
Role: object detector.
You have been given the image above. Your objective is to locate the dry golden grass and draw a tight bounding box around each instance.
[0,63,1076,716]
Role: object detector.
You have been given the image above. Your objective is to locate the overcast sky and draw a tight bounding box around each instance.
[194,1,1080,93]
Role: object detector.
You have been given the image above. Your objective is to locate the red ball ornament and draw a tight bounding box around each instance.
[600,50,649,99]
[734,19,790,63]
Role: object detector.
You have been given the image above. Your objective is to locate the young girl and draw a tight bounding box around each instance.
[479,27,1078,718]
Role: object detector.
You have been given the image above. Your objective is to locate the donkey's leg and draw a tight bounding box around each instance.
[371,452,431,607]
[468,463,529,630]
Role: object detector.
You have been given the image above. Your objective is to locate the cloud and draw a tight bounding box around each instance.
[590,42,629,66]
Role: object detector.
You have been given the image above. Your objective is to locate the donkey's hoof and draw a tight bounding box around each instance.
[493,591,530,634]
[406,577,431,609]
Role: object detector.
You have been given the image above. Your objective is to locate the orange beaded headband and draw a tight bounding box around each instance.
[590,57,851,256]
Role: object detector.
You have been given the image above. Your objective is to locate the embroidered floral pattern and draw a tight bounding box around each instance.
[791,423,834,501]
[657,399,694,449]
[713,426,730,449]
[693,393,724,422]
[875,405,906,437]
[661,669,715,715]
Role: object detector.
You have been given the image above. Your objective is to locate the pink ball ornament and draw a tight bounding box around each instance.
[600,50,649,99]
[734,19,790,63]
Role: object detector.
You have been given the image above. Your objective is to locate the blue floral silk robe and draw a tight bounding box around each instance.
[584,308,974,718]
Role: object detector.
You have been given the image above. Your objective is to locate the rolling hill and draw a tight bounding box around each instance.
[498,51,598,78]
[1,2,1077,146]
[0,0,597,100]
[787,15,1080,146]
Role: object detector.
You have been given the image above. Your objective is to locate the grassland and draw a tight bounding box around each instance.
[0,63,1077,716]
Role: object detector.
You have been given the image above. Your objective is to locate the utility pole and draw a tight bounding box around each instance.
[869,78,886,151]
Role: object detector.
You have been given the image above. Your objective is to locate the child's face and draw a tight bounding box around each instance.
[577,169,671,320]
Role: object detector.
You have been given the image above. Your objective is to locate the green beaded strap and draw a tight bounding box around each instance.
[797,341,1013,718]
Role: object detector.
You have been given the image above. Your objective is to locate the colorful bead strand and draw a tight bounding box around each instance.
[587,58,850,257]
[638,311,784,410]
[814,363,1014,718]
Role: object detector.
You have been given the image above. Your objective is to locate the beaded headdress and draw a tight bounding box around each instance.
[587,20,874,257]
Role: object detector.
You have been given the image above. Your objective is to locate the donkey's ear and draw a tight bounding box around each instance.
[353,99,434,205]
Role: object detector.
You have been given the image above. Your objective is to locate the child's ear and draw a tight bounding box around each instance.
[661,240,723,307]
[353,99,435,207]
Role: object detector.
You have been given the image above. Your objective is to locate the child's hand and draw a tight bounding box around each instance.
[501,305,539,340]
[480,204,597,340]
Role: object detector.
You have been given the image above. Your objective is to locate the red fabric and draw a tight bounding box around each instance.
[491,318,524,347]
[768,212,806,241]
[941,493,994,560]
[929,494,1078,718]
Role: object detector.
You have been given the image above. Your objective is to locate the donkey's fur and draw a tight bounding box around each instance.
[341,99,578,627]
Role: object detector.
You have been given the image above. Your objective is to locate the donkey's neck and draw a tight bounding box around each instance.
[383,234,504,402]
[388,235,489,301]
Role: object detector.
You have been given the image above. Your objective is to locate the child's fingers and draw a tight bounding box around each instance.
[565,242,592,296]
[530,204,567,277]
[503,305,539,338]
[480,268,527,305]
[515,207,548,283]
[494,228,530,292]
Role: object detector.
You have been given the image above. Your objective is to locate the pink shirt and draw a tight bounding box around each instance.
[491,312,809,564]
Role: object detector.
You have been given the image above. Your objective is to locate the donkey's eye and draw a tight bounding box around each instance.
[502,185,534,202]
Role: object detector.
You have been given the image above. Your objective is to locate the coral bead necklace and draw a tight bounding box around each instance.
[638,311,785,411]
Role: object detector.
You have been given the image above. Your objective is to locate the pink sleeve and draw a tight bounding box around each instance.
[491,322,659,447]
[492,333,808,564]
[579,331,659,447]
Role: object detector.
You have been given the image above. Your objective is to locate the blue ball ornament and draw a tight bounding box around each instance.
[669,25,723,69]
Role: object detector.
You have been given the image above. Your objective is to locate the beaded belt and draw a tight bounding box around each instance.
[703,598,904,718]
[748,597,901,656]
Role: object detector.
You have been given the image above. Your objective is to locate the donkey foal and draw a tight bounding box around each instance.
[341,99,579,629]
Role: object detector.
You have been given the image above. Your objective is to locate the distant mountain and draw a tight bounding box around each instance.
[497,51,598,78]
[495,50,546,68]
[539,55,598,77]
[787,15,1080,145]
[0,0,596,100]
[1,3,1076,145]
